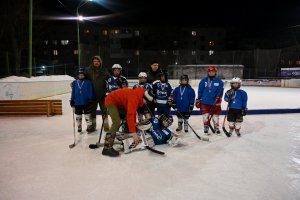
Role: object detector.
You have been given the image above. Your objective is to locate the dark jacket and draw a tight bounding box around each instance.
[146,67,162,84]
[85,66,110,101]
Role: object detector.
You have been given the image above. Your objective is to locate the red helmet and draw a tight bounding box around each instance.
[207,66,217,72]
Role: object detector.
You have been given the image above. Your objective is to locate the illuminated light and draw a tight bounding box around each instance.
[78,15,84,21]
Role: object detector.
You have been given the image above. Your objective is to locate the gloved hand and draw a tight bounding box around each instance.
[195,98,201,108]
[215,97,222,106]
[225,89,235,97]
[70,100,75,107]
[189,104,194,112]
[241,108,247,116]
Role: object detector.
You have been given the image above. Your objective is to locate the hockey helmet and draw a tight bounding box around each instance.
[112,64,122,70]
[138,72,147,78]
[230,77,242,89]
[117,77,128,88]
[180,74,189,84]
[158,114,173,128]
[207,66,217,72]
[78,67,85,75]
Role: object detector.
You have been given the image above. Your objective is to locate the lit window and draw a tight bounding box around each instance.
[84,29,90,34]
[192,50,196,55]
[296,60,300,65]
[74,50,78,55]
[126,60,131,64]
[102,30,108,36]
[61,40,69,45]
[192,31,197,36]
[209,41,215,46]
[114,29,120,34]
[288,60,293,65]
[53,50,58,56]
[44,40,48,45]
[175,61,178,65]
[134,30,140,36]
[209,50,214,56]
[135,50,140,56]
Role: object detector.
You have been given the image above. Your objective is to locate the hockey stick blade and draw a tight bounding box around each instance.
[89,144,99,149]
[222,127,231,137]
[69,143,75,149]
[145,146,165,155]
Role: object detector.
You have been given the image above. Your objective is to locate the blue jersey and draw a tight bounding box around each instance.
[71,79,94,106]
[224,89,248,109]
[152,81,172,106]
[198,77,224,106]
[147,118,172,145]
[133,83,153,93]
[173,85,195,112]
[108,75,127,93]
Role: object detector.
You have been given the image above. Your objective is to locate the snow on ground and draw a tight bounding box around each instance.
[0,87,300,200]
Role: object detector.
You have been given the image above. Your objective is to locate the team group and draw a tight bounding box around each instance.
[70,55,248,157]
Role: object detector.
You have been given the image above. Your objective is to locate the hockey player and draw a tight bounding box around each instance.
[224,77,248,137]
[102,87,154,157]
[70,68,94,133]
[171,75,195,133]
[133,72,153,121]
[133,72,153,92]
[152,72,173,116]
[196,66,224,134]
[107,64,128,93]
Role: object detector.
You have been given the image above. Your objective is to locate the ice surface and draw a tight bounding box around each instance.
[0,87,300,200]
[0,75,74,82]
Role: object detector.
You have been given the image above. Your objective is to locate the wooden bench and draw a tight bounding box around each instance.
[0,100,62,116]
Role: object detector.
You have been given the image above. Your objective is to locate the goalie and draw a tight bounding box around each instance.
[121,114,183,154]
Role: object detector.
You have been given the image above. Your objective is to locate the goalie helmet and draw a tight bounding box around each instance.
[230,77,242,89]
[158,114,173,128]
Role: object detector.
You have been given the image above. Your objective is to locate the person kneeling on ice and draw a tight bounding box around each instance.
[121,114,182,154]
[224,77,248,137]
[102,87,154,157]
[70,68,94,133]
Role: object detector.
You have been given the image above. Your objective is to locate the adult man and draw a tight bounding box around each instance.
[102,87,154,157]
[85,56,110,132]
[196,66,224,134]
[146,61,162,84]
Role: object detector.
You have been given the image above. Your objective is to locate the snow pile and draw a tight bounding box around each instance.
[0,75,74,82]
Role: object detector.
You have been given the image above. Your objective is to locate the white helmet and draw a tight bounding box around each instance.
[112,64,122,70]
[230,77,242,84]
[138,72,147,78]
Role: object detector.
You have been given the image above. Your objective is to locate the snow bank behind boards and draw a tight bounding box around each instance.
[0,75,74,100]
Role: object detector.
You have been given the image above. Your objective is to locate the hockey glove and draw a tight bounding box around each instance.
[70,100,75,107]
[195,98,201,108]
[225,89,235,97]
[241,108,247,116]
[215,97,222,106]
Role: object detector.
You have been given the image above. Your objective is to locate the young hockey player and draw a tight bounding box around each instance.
[70,68,94,133]
[102,87,154,157]
[133,72,153,121]
[152,72,173,116]
[107,64,128,93]
[171,75,195,133]
[224,77,248,137]
[196,66,224,134]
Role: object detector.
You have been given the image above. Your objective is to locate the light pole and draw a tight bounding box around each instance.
[76,0,93,67]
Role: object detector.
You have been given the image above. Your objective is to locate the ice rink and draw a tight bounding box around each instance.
[0,86,300,200]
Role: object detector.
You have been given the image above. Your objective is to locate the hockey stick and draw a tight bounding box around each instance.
[207,106,216,133]
[222,100,231,137]
[89,116,105,149]
[175,109,209,142]
[69,107,76,149]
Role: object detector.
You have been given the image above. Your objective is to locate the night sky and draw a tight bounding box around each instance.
[46,0,300,32]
